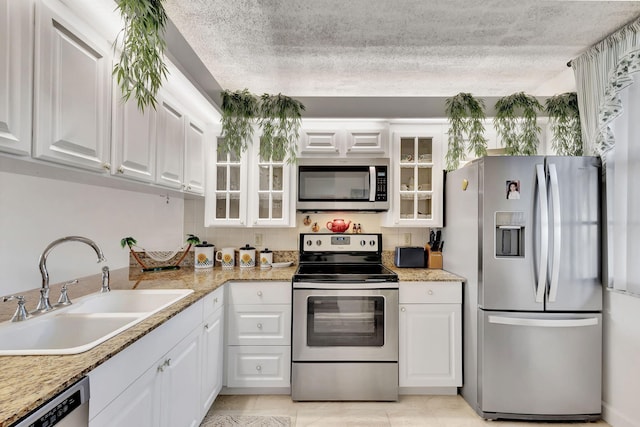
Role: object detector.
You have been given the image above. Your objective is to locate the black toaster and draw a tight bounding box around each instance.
[394,246,426,268]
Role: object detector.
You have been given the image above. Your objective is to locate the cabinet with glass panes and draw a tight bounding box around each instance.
[387,124,444,227]
[205,134,295,227]
[205,137,248,226]
[252,139,293,226]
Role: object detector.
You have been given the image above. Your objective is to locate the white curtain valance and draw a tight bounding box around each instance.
[597,48,640,159]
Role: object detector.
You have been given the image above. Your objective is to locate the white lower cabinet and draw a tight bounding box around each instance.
[89,287,226,427]
[224,282,291,391]
[200,288,225,414]
[399,282,462,392]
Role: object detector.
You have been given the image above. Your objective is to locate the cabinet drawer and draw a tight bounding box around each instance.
[400,282,461,304]
[203,286,224,318]
[227,304,291,346]
[228,282,291,305]
[226,345,291,388]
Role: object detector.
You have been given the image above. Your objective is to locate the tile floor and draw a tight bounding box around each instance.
[207,394,611,426]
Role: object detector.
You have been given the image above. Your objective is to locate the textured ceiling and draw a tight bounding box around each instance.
[163,1,640,116]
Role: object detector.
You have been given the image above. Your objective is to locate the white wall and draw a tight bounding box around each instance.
[0,171,184,295]
[602,290,640,427]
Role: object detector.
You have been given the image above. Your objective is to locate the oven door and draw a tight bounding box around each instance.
[292,287,398,362]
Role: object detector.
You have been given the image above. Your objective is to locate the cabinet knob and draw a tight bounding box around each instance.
[401,307,406,312]
[257,291,263,297]
[428,290,434,295]
[256,365,262,371]
[102,162,111,171]
[117,166,125,174]
[204,323,209,330]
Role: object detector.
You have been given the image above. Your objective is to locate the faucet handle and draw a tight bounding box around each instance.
[2,295,31,322]
[101,266,110,293]
[56,279,78,307]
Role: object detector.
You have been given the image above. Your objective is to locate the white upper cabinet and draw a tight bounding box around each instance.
[111,94,157,183]
[206,137,249,226]
[0,0,33,156]
[184,118,206,195]
[206,130,295,227]
[156,93,186,189]
[299,120,389,157]
[386,122,445,228]
[33,0,112,172]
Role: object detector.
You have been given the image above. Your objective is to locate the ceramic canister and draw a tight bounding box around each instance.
[194,241,214,269]
[260,248,273,269]
[216,247,235,269]
[239,244,256,269]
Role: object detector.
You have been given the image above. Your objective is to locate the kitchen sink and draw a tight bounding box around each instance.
[66,289,194,314]
[0,289,194,356]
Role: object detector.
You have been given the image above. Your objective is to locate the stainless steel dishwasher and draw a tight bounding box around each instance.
[13,377,89,427]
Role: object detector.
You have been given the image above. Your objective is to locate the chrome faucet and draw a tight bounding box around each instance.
[35,236,107,313]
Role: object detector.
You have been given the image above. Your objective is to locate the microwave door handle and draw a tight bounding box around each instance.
[369,166,376,201]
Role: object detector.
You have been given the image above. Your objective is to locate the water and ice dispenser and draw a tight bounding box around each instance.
[495,211,525,257]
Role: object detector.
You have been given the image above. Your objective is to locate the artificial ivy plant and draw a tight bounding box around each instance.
[219,89,305,164]
[220,89,258,158]
[545,92,583,156]
[113,0,168,112]
[444,93,488,171]
[258,93,305,164]
[494,92,543,155]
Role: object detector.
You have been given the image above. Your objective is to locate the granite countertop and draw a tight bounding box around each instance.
[0,263,462,426]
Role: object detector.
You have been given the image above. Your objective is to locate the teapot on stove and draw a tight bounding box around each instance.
[326,219,352,233]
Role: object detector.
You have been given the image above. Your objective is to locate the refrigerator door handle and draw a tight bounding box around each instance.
[535,164,548,303]
[548,163,561,303]
[488,315,599,328]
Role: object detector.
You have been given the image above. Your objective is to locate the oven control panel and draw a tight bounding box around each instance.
[301,233,380,252]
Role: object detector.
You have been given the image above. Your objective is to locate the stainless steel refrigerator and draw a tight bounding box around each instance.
[443,156,602,421]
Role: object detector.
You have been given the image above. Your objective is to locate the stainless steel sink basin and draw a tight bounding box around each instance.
[0,289,194,356]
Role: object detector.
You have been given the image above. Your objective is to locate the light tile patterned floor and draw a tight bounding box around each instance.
[205,395,611,427]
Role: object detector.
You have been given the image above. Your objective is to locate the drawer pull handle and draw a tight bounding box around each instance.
[256,365,262,371]
[257,291,263,297]
[257,323,263,329]
[427,290,434,295]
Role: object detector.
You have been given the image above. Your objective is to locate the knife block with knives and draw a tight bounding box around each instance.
[426,229,444,269]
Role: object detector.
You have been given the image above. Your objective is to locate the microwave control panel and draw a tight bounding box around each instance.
[376,167,388,201]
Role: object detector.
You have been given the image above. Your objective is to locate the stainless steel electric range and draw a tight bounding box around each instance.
[291,233,399,401]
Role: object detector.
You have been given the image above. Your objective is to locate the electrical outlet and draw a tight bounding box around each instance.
[254,233,263,246]
[403,233,411,246]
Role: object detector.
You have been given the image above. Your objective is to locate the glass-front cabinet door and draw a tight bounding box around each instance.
[250,139,293,226]
[387,124,444,227]
[206,137,248,226]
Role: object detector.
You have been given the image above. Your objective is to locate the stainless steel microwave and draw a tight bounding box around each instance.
[297,158,390,211]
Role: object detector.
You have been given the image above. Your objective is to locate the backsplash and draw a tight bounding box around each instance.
[184,199,430,252]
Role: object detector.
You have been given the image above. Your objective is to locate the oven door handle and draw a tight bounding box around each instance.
[369,166,376,201]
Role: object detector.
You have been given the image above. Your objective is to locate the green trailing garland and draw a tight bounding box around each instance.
[545,92,583,156]
[220,89,258,158]
[445,93,488,171]
[494,92,543,156]
[220,89,305,164]
[258,94,305,164]
[113,0,168,112]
